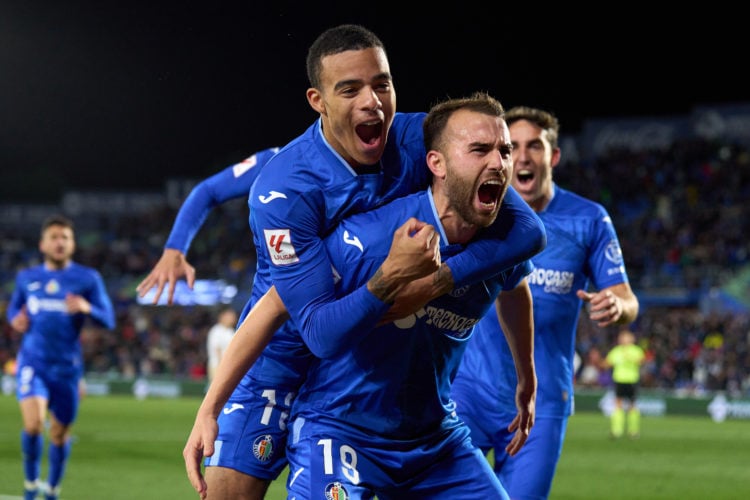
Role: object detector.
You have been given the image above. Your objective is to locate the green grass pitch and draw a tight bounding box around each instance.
[1,395,749,499]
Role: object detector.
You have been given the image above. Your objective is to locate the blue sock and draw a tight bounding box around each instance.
[46,440,71,491]
[21,430,43,484]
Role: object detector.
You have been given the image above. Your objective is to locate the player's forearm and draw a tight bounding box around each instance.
[497,283,535,382]
[203,288,289,415]
[165,182,218,253]
[615,292,640,325]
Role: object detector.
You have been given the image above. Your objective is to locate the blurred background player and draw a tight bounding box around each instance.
[602,329,646,439]
[6,214,116,500]
[451,106,639,499]
[206,307,238,383]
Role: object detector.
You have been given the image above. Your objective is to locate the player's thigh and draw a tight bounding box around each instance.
[18,396,47,433]
[206,385,294,481]
[205,466,270,500]
[17,364,50,433]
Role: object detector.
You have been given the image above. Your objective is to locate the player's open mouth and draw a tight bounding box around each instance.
[478,180,503,208]
[355,120,383,145]
[516,169,534,186]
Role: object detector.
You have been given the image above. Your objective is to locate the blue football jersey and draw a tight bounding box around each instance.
[456,184,630,418]
[7,262,115,378]
[291,189,532,442]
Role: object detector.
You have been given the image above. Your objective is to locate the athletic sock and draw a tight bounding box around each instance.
[611,408,625,437]
[21,430,43,484]
[46,440,71,493]
[627,407,641,437]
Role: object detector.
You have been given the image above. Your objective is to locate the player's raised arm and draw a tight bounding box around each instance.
[137,148,279,304]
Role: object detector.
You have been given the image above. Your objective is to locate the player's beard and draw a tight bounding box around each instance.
[443,173,502,229]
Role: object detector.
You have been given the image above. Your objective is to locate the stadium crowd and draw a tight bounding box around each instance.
[2,135,749,397]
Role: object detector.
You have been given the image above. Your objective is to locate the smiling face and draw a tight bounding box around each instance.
[305,47,396,170]
[428,108,512,237]
[509,118,561,212]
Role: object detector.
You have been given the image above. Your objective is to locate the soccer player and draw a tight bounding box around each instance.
[451,106,640,499]
[602,329,646,439]
[206,307,238,382]
[285,91,536,498]
[7,214,116,500]
[136,147,279,305]
[181,24,545,499]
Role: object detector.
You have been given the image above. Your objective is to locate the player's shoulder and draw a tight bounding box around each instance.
[252,125,332,189]
[68,262,104,280]
[345,191,425,227]
[14,265,39,282]
[388,112,427,142]
[552,185,610,219]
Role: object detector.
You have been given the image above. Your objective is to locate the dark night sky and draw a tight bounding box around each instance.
[1,2,747,202]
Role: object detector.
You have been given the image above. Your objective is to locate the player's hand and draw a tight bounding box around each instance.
[383,218,441,282]
[505,375,536,456]
[9,306,30,333]
[136,249,196,305]
[65,293,92,314]
[369,218,441,304]
[577,289,622,327]
[183,410,218,499]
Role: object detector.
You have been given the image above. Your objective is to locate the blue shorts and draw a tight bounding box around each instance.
[205,379,297,481]
[286,417,508,499]
[16,361,80,426]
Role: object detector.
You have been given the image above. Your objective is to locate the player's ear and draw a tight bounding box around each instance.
[551,146,562,169]
[306,88,325,115]
[426,150,446,179]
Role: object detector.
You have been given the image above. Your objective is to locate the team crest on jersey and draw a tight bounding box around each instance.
[604,240,624,265]
[324,482,349,500]
[263,229,299,266]
[252,434,274,462]
[45,279,60,294]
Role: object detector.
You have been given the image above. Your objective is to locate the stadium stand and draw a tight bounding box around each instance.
[2,105,749,398]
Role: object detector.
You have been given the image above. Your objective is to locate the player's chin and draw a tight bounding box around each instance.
[474,207,500,228]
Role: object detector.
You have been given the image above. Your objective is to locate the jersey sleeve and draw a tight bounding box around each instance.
[85,269,116,330]
[165,147,279,253]
[252,187,388,359]
[444,186,546,287]
[588,205,630,290]
[6,272,27,321]
[500,259,535,292]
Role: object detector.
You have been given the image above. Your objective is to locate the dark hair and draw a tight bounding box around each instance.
[306,24,386,89]
[505,106,560,150]
[41,214,74,236]
[423,91,505,152]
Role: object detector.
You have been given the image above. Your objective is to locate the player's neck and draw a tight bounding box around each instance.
[44,259,71,271]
